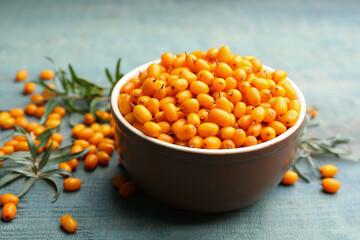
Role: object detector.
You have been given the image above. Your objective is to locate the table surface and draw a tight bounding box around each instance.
[1,0,360,239]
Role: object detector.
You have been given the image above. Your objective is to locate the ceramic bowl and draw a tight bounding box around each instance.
[110,60,306,212]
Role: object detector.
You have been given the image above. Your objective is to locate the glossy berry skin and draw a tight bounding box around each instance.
[119,181,136,198]
[1,203,16,222]
[322,178,340,193]
[320,165,338,178]
[281,170,298,185]
[64,178,82,191]
[0,193,19,206]
[84,154,98,170]
[113,175,127,189]
[60,215,78,233]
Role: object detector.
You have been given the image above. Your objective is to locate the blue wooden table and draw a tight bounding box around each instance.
[1,0,360,239]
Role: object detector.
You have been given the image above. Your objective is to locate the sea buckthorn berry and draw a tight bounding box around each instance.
[206,47,219,62]
[252,78,269,90]
[194,59,211,72]
[272,86,286,97]
[282,110,299,127]
[129,88,143,104]
[143,122,162,138]
[227,89,242,104]
[72,124,85,137]
[310,110,318,118]
[90,123,100,132]
[233,102,246,118]
[215,97,231,113]
[15,69,28,82]
[190,81,209,95]
[260,127,276,141]
[159,96,176,110]
[60,215,78,233]
[47,112,61,120]
[71,144,83,154]
[245,106,254,115]
[64,178,82,191]
[238,115,254,130]
[188,136,204,148]
[66,159,79,171]
[175,90,193,104]
[0,194,19,206]
[220,139,236,149]
[157,121,171,134]
[186,113,200,127]
[217,46,231,63]
[77,128,94,140]
[273,97,288,115]
[146,98,160,116]
[34,106,45,118]
[192,50,207,59]
[320,164,338,178]
[289,99,301,112]
[247,123,262,137]
[170,119,187,135]
[5,140,18,147]
[215,62,233,79]
[32,125,45,135]
[244,136,257,147]
[15,117,28,128]
[161,52,175,68]
[322,178,340,193]
[96,110,110,120]
[142,78,157,96]
[170,78,188,93]
[246,87,261,106]
[52,132,63,143]
[45,119,61,128]
[203,136,221,149]
[84,113,96,125]
[153,84,167,100]
[52,106,66,117]
[31,94,45,106]
[14,141,29,151]
[233,68,247,82]
[176,124,197,141]
[263,108,276,123]
[208,108,231,128]
[163,103,178,122]
[172,55,186,68]
[197,70,214,86]
[232,129,246,147]
[85,153,98,170]
[251,106,265,123]
[269,121,287,135]
[237,81,251,94]
[121,81,135,94]
[212,78,226,91]
[198,122,219,138]
[23,82,36,95]
[89,132,104,146]
[40,69,54,80]
[133,105,152,124]
[196,93,215,109]
[157,134,175,144]
[180,98,199,114]
[99,124,112,137]
[197,109,209,122]
[228,55,243,69]
[10,108,24,118]
[97,151,111,165]
[58,162,72,177]
[281,83,297,100]
[281,170,298,185]
[272,69,287,83]
[113,174,127,189]
[219,127,236,140]
[1,118,16,129]
[250,58,262,73]
[119,181,136,198]
[1,146,14,155]
[1,203,16,222]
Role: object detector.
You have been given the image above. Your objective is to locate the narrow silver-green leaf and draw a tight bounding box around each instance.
[42,176,60,203]
[0,166,35,177]
[90,97,100,117]
[36,127,59,149]
[40,169,74,178]
[39,98,62,125]
[16,178,36,198]
[105,68,114,84]
[47,148,89,165]
[0,151,31,161]
[38,139,53,170]
[0,173,22,188]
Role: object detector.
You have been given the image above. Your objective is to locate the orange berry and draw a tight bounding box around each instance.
[281,170,298,185]
[63,178,82,191]
[198,122,219,138]
[208,108,230,128]
[143,122,161,138]
[60,215,78,233]
[14,141,29,151]
[161,52,175,68]
[217,46,231,63]
[30,94,45,106]
[203,136,221,149]
[1,146,15,155]
[58,162,72,177]
[15,69,28,82]
[246,87,261,106]
[52,106,67,117]
[15,116,28,128]
[260,127,276,141]
[180,98,199,114]
[282,110,299,127]
[244,136,257,147]
[77,128,94,140]
[311,110,318,118]
[1,203,16,222]
[23,82,36,95]
[189,81,209,95]
[215,62,233,79]
[133,105,152,124]
[97,151,110,165]
[98,142,115,155]
[320,164,338,178]
[52,132,63,143]
[33,125,45,135]
[272,69,287,83]
[220,139,236,149]
[88,132,104,146]
[66,159,79,171]
[176,124,197,141]
[45,119,61,128]
[70,144,83,154]
[273,97,288,115]
[156,133,175,144]
[232,129,246,147]
[163,103,178,122]
[84,154,98,170]
[0,194,19,206]
[263,108,276,123]
[84,113,96,125]
[47,112,61,120]
[73,139,90,149]
[247,123,262,137]
[119,181,136,198]
[188,136,204,148]
[322,178,340,193]
[72,124,86,138]
[113,174,127,189]
[35,106,45,118]
[40,69,55,80]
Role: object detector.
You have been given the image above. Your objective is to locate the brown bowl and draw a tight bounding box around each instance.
[110,60,306,212]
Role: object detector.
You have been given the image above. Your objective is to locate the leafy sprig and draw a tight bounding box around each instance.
[31,57,124,125]
[292,112,357,182]
[0,126,89,202]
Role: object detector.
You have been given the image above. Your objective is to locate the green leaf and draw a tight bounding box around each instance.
[32,80,64,95]
[68,64,78,81]
[42,176,60,203]
[14,125,38,161]
[115,58,122,81]
[0,151,31,161]
[0,173,22,188]
[6,159,36,168]
[0,166,35,177]
[16,178,36,198]
[105,68,114,84]
[40,168,74,178]
[49,145,72,157]
[47,148,89,165]
[36,127,59,149]
[63,97,86,114]
[39,98,62,125]
[90,98,100,116]
[292,164,310,183]
[38,139,53,170]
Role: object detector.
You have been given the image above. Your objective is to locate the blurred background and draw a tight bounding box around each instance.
[0,0,359,239]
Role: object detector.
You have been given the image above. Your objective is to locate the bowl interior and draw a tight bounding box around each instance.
[110,60,306,156]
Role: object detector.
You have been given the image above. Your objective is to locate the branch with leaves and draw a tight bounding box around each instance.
[0,125,89,202]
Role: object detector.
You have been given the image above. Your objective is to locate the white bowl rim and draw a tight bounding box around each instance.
[111,59,306,156]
